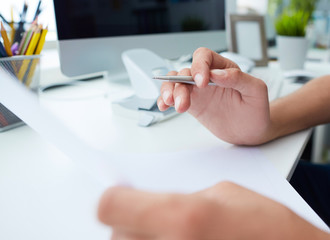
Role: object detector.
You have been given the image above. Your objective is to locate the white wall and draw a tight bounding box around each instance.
[317,0,330,10]
[1,0,56,39]
[237,0,268,14]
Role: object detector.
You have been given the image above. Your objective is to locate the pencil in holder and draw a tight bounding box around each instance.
[0,55,41,90]
[0,55,41,132]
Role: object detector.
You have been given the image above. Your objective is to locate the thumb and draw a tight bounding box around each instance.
[210,69,267,96]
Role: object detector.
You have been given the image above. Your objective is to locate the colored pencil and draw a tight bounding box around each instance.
[19,24,37,55]
[19,25,43,82]
[10,6,15,45]
[1,22,13,56]
[34,26,47,54]
[25,25,42,55]
[26,27,48,86]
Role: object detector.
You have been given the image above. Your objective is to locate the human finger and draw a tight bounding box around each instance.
[191,47,238,88]
[209,68,268,97]
[157,96,170,112]
[173,68,193,113]
[98,186,174,232]
[98,186,212,236]
[159,71,177,106]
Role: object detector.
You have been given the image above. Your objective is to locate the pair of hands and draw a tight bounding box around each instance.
[98,48,328,239]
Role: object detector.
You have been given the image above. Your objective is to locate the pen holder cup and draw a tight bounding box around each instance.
[0,55,41,91]
[0,55,41,132]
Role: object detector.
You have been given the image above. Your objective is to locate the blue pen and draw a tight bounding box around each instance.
[0,42,8,58]
[33,0,42,21]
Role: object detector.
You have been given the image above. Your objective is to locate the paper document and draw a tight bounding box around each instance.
[0,68,328,232]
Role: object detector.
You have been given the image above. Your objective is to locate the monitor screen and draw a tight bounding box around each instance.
[54,0,225,40]
[53,0,231,78]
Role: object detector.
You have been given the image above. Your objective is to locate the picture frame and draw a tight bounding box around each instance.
[229,14,268,66]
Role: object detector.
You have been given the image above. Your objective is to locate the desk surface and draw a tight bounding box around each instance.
[0,49,329,240]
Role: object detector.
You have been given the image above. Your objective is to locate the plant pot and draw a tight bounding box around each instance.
[276,36,309,70]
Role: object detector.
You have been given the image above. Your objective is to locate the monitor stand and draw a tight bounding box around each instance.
[112,48,178,127]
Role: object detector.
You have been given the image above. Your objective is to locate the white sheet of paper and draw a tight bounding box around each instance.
[0,69,328,232]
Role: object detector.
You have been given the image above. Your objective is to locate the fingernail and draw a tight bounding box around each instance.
[194,73,203,87]
[157,98,165,110]
[163,90,171,103]
[175,96,182,111]
[211,69,227,76]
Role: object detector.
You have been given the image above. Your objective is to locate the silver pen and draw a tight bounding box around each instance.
[153,76,216,86]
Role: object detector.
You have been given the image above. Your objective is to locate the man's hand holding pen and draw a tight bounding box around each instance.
[157,47,272,146]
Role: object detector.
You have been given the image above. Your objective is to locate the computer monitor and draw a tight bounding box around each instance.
[53,0,236,79]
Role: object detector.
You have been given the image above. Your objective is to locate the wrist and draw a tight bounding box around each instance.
[238,117,277,146]
[258,117,281,144]
[257,100,289,144]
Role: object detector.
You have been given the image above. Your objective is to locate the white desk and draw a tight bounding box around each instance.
[0,49,328,240]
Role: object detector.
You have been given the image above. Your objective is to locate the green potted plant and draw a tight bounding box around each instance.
[274,0,318,70]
